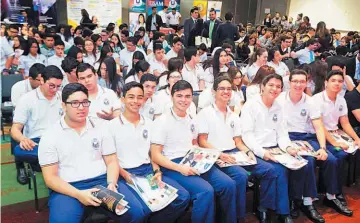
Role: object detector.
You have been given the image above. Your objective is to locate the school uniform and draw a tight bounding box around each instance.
[240,95,308,215]
[140,98,156,120]
[107,114,190,223]
[18,53,47,76]
[151,108,237,223]
[312,91,350,194]
[149,57,167,75]
[38,117,146,223]
[48,54,65,74]
[181,64,205,92]
[197,103,277,219]
[88,85,121,119]
[11,79,33,107]
[12,88,63,163]
[277,92,338,198]
[40,44,55,58]
[202,66,228,89]
[197,88,241,111]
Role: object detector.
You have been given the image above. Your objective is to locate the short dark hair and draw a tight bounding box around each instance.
[127,36,138,46]
[190,7,199,14]
[76,63,96,78]
[326,70,344,81]
[168,57,184,72]
[91,34,101,43]
[172,36,182,46]
[121,29,130,37]
[198,43,207,52]
[153,40,163,52]
[140,73,158,84]
[262,73,283,89]
[62,83,88,103]
[153,31,165,40]
[225,12,233,21]
[74,36,85,46]
[122,81,144,97]
[164,6,168,9]
[119,23,128,30]
[209,8,216,13]
[171,80,193,96]
[29,63,45,80]
[289,69,308,82]
[213,76,232,91]
[61,57,79,73]
[54,39,65,47]
[42,65,64,82]
[221,43,232,50]
[306,38,319,47]
[184,47,197,62]
[331,60,345,69]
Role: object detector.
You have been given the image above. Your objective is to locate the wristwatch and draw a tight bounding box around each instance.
[319,147,328,153]
[107,181,119,189]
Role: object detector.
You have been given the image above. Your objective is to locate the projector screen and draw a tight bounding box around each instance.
[288,0,359,31]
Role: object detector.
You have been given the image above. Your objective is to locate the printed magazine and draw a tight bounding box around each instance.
[291,140,317,157]
[267,147,308,170]
[179,147,220,174]
[330,130,358,154]
[216,150,257,167]
[92,185,129,215]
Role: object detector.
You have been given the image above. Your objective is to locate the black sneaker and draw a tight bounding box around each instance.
[17,167,29,185]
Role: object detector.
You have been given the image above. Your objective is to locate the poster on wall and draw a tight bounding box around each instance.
[207,1,222,19]
[193,0,207,20]
[129,0,146,13]
[67,0,122,27]
[164,0,180,11]
[147,0,164,16]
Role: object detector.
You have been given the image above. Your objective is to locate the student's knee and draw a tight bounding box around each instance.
[49,194,83,223]
[176,188,191,208]
[123,205,148,223]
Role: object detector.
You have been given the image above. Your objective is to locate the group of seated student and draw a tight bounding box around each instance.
[2,9,360,223]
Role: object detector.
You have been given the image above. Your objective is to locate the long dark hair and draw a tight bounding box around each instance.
[66,46,83,63]
[13,35,26,50]
[97,43,113,64]
[84,39,97,60]
[23,38,40,56]
[81,9,90,18]
[309,61,327,94]
[125,60,150,81]
[131,51,145,67]
[98,56,124,96]
[203,49,226,81]
[110,33,122,48]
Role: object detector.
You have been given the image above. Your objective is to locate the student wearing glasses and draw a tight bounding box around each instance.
[38,83,145,223]
[11,65,63,184]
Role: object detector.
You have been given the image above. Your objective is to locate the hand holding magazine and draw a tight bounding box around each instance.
[216,150,257,168]
[179,147,221,174]
[291,141,317,157]
[91,185,129,215]
[127,174,178,212]
[267,147,308,170]
[330,130,358,154]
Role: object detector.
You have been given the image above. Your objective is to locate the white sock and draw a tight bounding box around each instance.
[303,197,313,206]
[326,193,336,200]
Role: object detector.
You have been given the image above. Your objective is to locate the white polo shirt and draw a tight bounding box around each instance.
[120,49,135,67]
[202,66,228,89]
[181,64,204,91]
[108,114,152,169]
[83,54,98,67]
[151,108,198,160]
[124,74,140,84]
[88,85,121,119]
[245,64,260,82]
[165,49,178,60]
[13,88,63,139]
[267,61,289,77]
[47,54,65,73]
[197,103,241,151]
[167,12,181,25]
[277,92,320,133]
[312,91,348,131]
[140,98,156,120]
[38,117,115,182]
[198,87,238,110]
[149,57,167,74]
[0,36,14,71]
[246,84,261,101]
[18,54,47,76]
[11,79,33,107]
[240,95,291,158]
[153,87,197,117]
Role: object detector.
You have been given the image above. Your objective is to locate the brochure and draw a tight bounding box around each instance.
[216,150,257,167]
[92,185,129,215]
[127,174,178,212]
[291,140,317,157]
[179,147,221,174]
[330,130,358,154]
[267,147,308,170]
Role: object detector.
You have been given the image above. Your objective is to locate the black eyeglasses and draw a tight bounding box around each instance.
[65,100,91,108]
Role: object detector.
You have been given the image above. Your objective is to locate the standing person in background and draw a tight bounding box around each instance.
[272,12,281,26]
[215,12,240,49]
[167,8,182,32]
[202,8,221,51]
[315,21,333,53]
[158,6,169,26]
[146,7,163,32]
[294,13,303,30]
[263,13,272,28]
[184,7,199,47]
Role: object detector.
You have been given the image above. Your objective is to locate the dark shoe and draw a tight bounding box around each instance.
[290,200,301,219]
[301,204,325,223]
[278,215,293,223]
[336,194,348,206]
[257,211,269,223]
[323,197,353,217]
[17,167,28,185]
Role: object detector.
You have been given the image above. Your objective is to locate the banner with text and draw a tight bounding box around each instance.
[164,0,180,12]
[207,1,222,19]
[193,0,207,20]
[147,0,164,16]
[129,0,147,13]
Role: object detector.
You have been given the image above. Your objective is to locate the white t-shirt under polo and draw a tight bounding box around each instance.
[197,103,241,151]
[240,95,291,158]
[13,88,63,139]
[277,92,320,133]
[38,117,115,182]
[151,108,198,160]
[108,114,152,169]
[11,79,33,107]
[88,85,121,119]
[312,91,348,131]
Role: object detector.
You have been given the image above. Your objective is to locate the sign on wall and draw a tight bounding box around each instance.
[164,0,181,11]
[129,0,147,13]
[193,0,207,20]
[206,1,222,19]
[147,0,164,16]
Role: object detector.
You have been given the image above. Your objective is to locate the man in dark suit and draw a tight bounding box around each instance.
[214,12,240,49]
[202,8,221,50]
[345,53,360,83]
[146,7,163,32]
[183,7,199,47]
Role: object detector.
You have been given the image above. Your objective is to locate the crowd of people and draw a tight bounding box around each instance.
[1,6,360,223]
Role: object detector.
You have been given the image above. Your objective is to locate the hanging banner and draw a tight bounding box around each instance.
[207,1,222,19]
[193,0,207,20]
[67,0,122,27]
[129,0,146,13]
[164,0,180,12]
[147,0,164,16]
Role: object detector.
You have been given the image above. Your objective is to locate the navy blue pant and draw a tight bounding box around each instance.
[49,174,146,223]
[218,148,277,218]
[13,137,40,164]
[289,132,339,195]
[162,157,237,223]
[120,164,190,223]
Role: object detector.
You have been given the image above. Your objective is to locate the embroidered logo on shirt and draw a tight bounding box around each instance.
[230,121,235,128]
[59,108,64,116]
[339,105,343,112]
[190,124,195,133]
[92,138,100,150]
[143,129,148,139]
[149,107,155,115]
[300,109,307,117]
[103,98,110,105]
[272,114,278,122]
